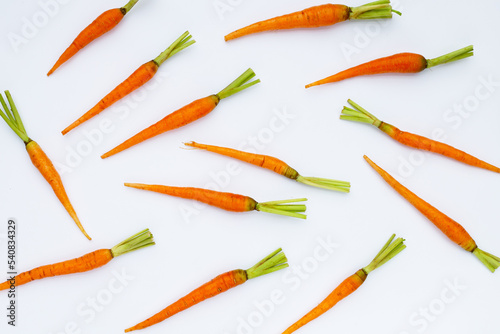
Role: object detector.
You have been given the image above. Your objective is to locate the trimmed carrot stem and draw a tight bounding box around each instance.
[364,155,500,272]
[124,183,307,219]
[0,229,154,291]
[350,0,401,19]
[121,0,140,14]
[341,100,500,173]
[100,69,259,159]
[0,91,91,240]
[281,234,405,334]
[184,141,350,192]
[125,248,287,332]
[61,31,195,135]
[306,45,473,88]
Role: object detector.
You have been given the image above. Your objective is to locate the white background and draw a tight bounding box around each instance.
[1,0,499,333]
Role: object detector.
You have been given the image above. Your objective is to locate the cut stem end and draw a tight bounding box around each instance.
[153,31,195,67]
[296,175,351,193]
[217,68,260,100]
[256,198,307,219]
[350,0,400,20]
[426,45,473,69]
[473,248,500,273]
[363,234,406,274]
[111,229,155,257]
[246,248,288,279]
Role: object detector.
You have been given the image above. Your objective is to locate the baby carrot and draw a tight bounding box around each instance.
[364,155,500,272]
[341,100,500,174]
[282,234,405,334]
[0,229,154,290]
[62,31,195,135]
[0,91,91,240]
[124,183,307,219]
[48,0,141,76]
[185,141,350,192]
[306,45,473,87]
[225,0,400,41]
[125,248,288,332]
[101,68,260,159]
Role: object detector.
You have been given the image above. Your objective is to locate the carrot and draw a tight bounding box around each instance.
[101,68,260,158]
[48,0,141,76]
[61,31,195,135]
[340,100,500,173]
[124,183,307,219]
[224,0,400,41]
[306,45,473,87]
[125,248,288,332]
[282,234,405,334]
[364,155,500,272]
[0,229,154,290]
[185,141,350,192]
[0,91,91,240]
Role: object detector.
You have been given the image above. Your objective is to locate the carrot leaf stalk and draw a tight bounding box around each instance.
[256,198,307,219]
[121,0,140,14]
[350,0,401,19]
[217,68,261,100]
[426,45,473,68]
[473,248,500,273]
[125,248,287,332]
[342,100,500,173]
[110,228,155,257]
[0,91,91,240]
[246,248,289,279]
[296,176,351,193]
[153,31,195,66]
[281,234,405,334]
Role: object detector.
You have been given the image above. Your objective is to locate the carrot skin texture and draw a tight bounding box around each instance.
[364,156,477,252]
[186,142,299,179]
[125,184,257,212]
[101,95,219,158]
[225,4,349,41]
[306,53,427,87]
[26,141,91,240]
[48,8,125,76]
[62,61,159,135]
[282,269,366,334]
[0,249,112,290]
[379,122,500,173]
[125,269,247,332]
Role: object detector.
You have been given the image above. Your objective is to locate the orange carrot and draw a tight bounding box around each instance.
[124,183,307,219]
[224,0,400,41]
[341,100,500,173]
[101,68,260,158]
[364,155,500,272]
[282,234,405,334]
[62,31,195,135]
[125,248,288,332]
[0,229,154,290]
[0,91,91,239]
[306,45,473,87]
[185,141,350,192]
[48,0,141,76]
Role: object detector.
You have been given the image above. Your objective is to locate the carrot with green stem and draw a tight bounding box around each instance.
[48,0,142,76]
[341,99,500,173]
[62,31,195,134]
[185,141,350,192]
[306,45,473,88]
[0,91,91,240]
[282,234,405,334]
[364,155,500,272]
[124,183,307,219]
[0,229,154,290]
[125,248,288,332]
[101,68,260,158]
[224,1,400,41]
